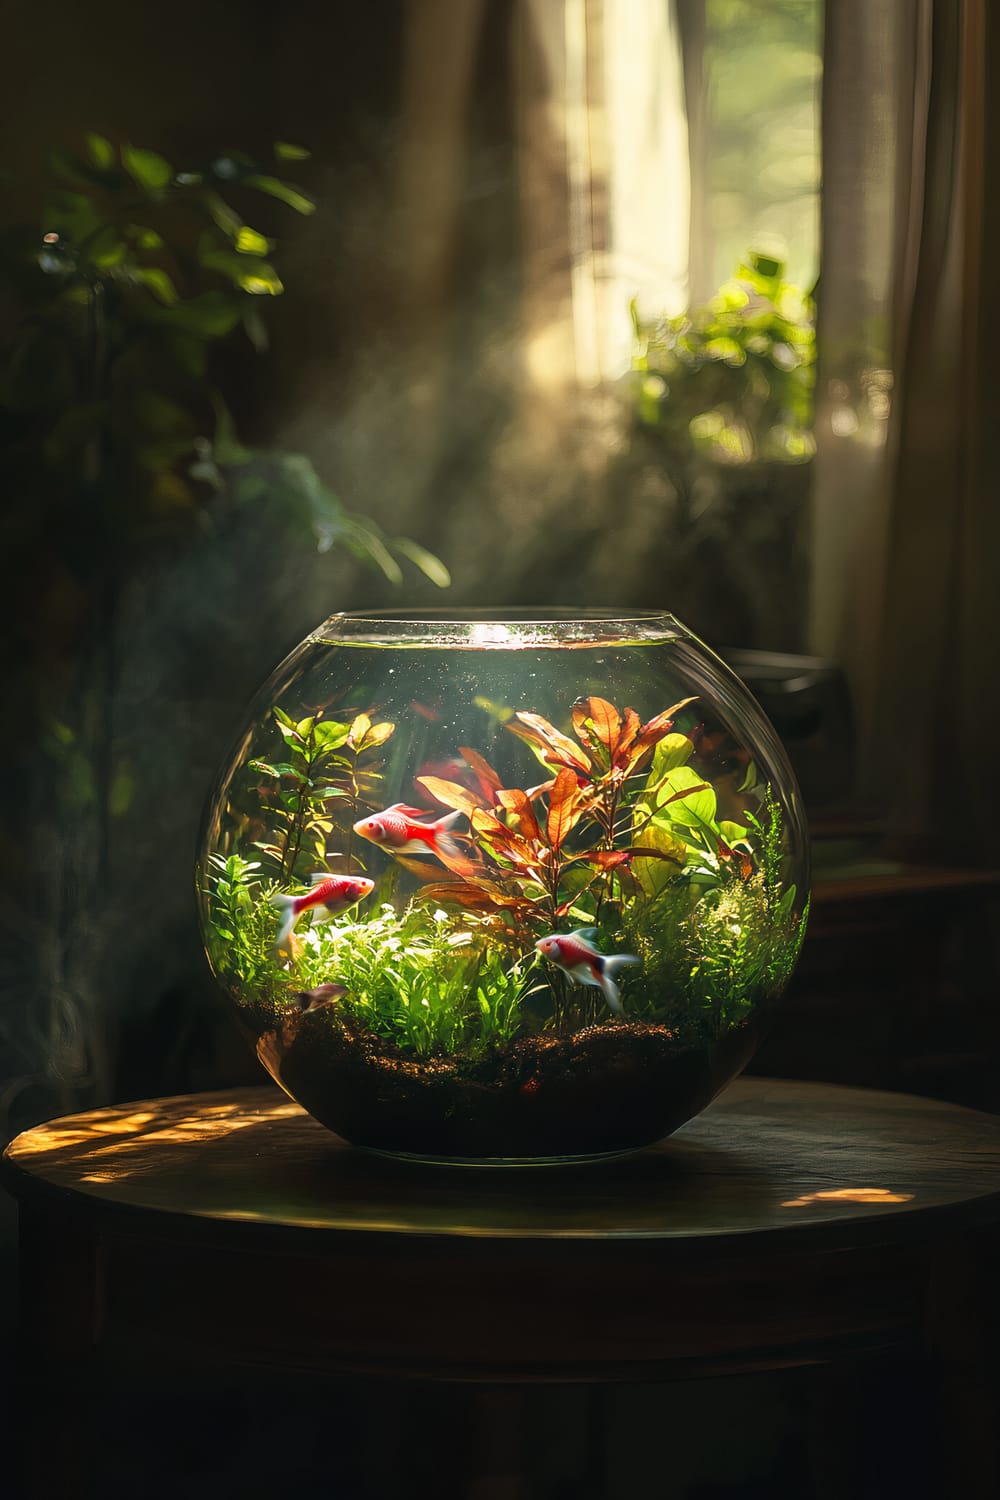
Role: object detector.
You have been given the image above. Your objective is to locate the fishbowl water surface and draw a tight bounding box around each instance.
[197,610,809,1162]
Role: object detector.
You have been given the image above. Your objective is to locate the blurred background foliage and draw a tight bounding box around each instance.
[631,246,816,470]
[0,134,447,1128]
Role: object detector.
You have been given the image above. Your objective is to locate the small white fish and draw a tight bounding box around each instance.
[535,929,639,1015]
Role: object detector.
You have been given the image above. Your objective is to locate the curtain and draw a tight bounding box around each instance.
[810,0,989,861]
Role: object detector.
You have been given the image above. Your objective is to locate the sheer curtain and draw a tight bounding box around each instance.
[811,0,988,860]
[518,0,690,388]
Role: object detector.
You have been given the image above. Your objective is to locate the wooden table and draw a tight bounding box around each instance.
[5,1077,1000,1497]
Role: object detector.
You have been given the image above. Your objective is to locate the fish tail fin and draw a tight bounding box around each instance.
[598,972,624,1014]
[599,954,640,1015]
[432,809,462,859]
[269,892,299,949]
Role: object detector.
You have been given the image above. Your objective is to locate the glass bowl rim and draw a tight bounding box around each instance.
[309,607,683,647]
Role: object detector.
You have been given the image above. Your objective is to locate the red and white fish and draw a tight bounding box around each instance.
[352,803,462,861]
[270,874,375,949]
[534,929,639,1015]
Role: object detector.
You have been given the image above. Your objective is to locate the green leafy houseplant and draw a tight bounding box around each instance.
[631,247,816,469]
[0,134,448,1125]
[621,247,818,649]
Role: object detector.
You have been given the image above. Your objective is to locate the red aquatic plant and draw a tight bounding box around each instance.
[413,696,702,937]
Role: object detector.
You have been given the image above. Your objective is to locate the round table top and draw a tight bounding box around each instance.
[6,1077,1000,1257]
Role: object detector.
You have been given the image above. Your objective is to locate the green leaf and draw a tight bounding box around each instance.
[209,399,251,464]
[86,133,115,170]
[122,144,173,192]
[631,819,688,897]
[133,266,179,305]
[359,721,395,752]
[248,760,281,778]
[235,226,272,255]
[238,268,283,296]
[274,142,311,161]
[245,174,315,214]
[162,291,242,337]
[347,713,371,749]
[391,536,451,588]
[650,733,694,779]
[85,226,127,269]
[203,190,243,240]
[199,238,284,295]
[127,224,165,251]
[655,766,718,830]
[275,720,305,749]
[343,521,403,583]
[44,188,103,243]
[739,759,758,793]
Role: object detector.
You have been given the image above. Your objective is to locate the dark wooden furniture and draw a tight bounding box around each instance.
[756,858,1000,1105]
[5,1078,1000,1497]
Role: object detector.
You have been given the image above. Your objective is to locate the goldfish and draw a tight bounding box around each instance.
[535,929,639,1015]
[353,803,462,861]
[270,873,374,949]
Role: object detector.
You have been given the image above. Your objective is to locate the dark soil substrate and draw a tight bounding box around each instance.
[255,1010,757,1159]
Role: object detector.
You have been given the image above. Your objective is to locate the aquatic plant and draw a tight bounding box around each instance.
[250,708,396,879]
[415,699,694,940]
[296,904,537,1057]
[408,694,804,1035]
[202,852,285,1015]
[621,873,809,1040]
[204,687,806,1055]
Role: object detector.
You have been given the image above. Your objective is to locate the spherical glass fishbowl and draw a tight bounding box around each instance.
[197,609,809,1163]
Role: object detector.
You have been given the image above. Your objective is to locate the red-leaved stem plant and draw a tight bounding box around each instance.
[413,696,704,948]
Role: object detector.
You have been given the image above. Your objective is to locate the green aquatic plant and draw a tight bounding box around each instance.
[621,871,808,1040]
[623,750,806,1036]
[202,852,284,1009]
[250,708,395,879]
[411,694,804,1037]
[296,904,537,1056]
[206,689,806,1055]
